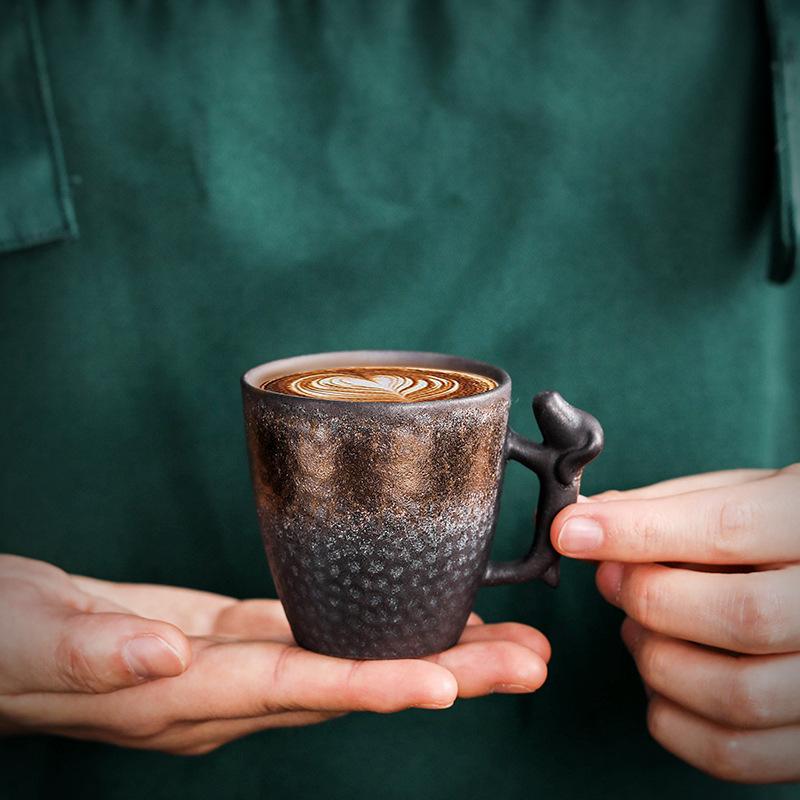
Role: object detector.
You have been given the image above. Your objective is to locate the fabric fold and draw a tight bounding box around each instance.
[0,0,78,254]
[766,0,799,283]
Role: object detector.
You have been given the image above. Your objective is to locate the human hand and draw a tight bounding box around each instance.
[0,555,549,754]
[552,466,800,784]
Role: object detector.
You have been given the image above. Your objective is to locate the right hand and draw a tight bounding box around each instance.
[0,555,550,754]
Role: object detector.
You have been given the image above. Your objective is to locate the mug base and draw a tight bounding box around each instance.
[292,632,462,660]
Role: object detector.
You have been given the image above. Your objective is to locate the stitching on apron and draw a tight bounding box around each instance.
[0,0,79,255]
[766,0,799,283]
[24,0,79,241]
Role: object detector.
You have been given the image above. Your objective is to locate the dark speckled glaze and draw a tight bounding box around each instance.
[242,351,603,659]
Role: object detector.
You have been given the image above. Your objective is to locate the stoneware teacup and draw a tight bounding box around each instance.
[241,350,603,659]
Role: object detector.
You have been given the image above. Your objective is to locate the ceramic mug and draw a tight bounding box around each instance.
[241,350,603,659]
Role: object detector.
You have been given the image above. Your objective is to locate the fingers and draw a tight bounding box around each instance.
[121,626,548,713]
[73,576,295,643]
[166,641,461,717]
[40,711,341,755]
[0,561,191,695]
[0,582,192,694]
[0,555,71,582]
[426,639,547,697]
[5,617,551,731]
[174,621,548,715]
[646,695,800,784]
[553,468,800,564]
[150,712,343,755]
[74,575,297,644]
[621,620,800,729]
[596,562,800,655]
[211,600,294,642]
[47,612,192,693]
[71,576,238,637]
[0,637,457,730]
[458,621,551,664]
[589,469,774,502]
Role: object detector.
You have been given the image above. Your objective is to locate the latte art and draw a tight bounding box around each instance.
[262,366,498,403]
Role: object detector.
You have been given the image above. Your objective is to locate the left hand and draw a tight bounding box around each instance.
[551,465,800,784]
[0,560,549,754]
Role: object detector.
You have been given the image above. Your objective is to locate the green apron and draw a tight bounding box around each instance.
[2,2,798,798]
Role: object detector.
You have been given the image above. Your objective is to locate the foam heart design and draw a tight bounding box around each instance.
[306,373,444,401]
[263,366,497,403]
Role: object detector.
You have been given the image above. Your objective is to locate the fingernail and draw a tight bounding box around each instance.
[123,635,185,679]
[596,561,624,603]
[414,700,455,710]
[557,517,604,554]
[492,683,536,694]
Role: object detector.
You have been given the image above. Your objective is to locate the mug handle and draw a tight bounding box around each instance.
[482,391,604,588]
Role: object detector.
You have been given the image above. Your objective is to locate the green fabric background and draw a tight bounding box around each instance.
[1,1,798,798]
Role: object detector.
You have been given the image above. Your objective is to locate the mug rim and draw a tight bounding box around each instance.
[241,349,511,410]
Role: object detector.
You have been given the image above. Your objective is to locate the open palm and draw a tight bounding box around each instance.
[0,558,549,754]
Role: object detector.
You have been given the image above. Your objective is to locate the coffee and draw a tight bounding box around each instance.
[262,365,497,403]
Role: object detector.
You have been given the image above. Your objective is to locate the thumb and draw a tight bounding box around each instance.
[49,611,191,693]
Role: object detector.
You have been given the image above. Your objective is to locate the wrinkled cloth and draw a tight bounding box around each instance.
[1,2,799,799]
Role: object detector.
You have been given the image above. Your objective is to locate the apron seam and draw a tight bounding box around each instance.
[765,0,798,283]
[23,0,79,243]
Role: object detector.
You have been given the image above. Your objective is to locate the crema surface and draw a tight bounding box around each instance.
[262,366,497,402]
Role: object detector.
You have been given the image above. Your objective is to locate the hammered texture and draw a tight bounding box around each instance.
[263,506,495,658]
[244,388,510,659]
